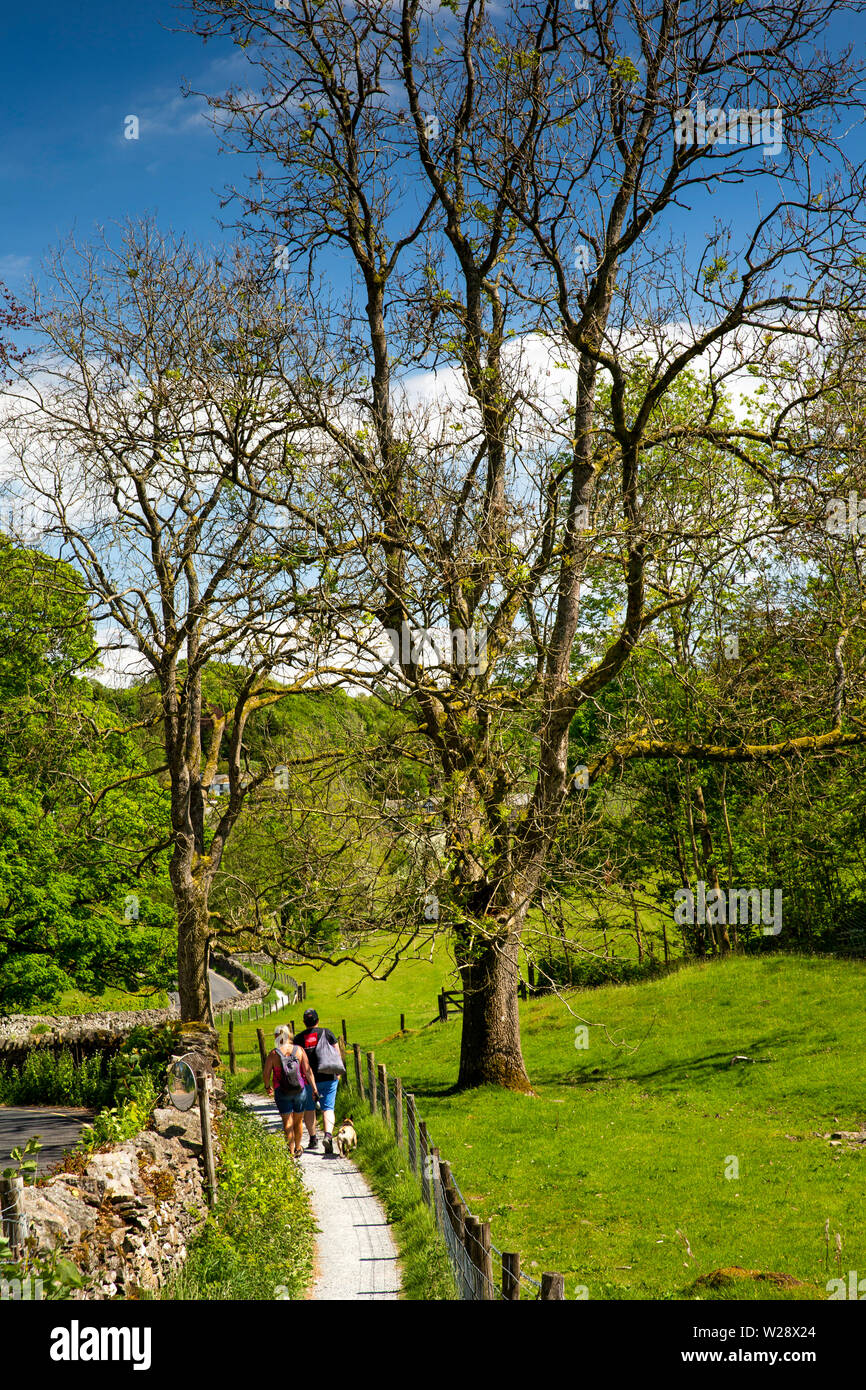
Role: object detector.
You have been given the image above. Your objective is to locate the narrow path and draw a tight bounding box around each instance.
[241,1093,400,1300]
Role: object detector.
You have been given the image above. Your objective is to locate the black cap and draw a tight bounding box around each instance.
[303,1008,319,1026]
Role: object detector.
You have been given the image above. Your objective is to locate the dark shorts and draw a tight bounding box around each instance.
[273,1088,307,1115]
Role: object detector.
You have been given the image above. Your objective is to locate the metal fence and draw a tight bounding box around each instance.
[346,1042,563,1301]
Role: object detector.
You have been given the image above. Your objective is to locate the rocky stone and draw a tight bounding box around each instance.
[85,1147,139,1197]
[151,1107,201,1146]
[22,1191,81,1250]
[33,1180,99,1236]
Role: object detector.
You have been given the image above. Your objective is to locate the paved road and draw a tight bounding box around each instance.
[242,1093,400,1300]
[0,1107,96,1174]
[169,968,241,1010]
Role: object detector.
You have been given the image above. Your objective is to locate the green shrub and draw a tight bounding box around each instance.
[162,1108,315,1301]
[77,1075,158,1151]
[0,1049,114,1107]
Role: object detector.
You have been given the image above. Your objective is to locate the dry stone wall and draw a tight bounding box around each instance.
[21,1092,222,1298]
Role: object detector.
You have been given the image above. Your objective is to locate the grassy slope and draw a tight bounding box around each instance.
[224,949,866,1300]
[15,986,171,1016]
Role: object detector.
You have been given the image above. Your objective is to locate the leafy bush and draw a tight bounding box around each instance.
[0,1022,181,1109]
[535,951,668,991]
[162,1108,315,1301]
[77,1075,157,1152]
[0,1049,113,1107]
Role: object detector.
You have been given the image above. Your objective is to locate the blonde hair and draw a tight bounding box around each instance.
[274,1024,291,1046]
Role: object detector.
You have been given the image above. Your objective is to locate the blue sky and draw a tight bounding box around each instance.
[3,2,866,304]
[0,0,243,291]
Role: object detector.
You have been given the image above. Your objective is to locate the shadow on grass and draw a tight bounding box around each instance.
[526,1028,805,1092]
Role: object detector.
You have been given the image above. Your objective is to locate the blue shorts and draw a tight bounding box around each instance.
[273,1088,308,1114]
[310,1077,339,1112]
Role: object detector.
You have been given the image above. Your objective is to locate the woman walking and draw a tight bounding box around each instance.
[264,1024,319,1158]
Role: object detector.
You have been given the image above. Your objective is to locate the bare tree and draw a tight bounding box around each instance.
[2,221,340,1023]
[183,0,866,1087]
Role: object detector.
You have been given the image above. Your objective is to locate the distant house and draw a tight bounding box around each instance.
[208,774,231,797]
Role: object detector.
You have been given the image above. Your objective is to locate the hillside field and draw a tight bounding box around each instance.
[224,949,866,1299]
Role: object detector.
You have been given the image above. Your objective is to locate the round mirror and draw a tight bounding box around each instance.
[168,1058,198,1111]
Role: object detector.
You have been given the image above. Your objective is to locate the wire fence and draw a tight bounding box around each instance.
[345,1042,562,1301]
[219,958,304,1024]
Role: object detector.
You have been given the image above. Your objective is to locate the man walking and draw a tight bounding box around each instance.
[298,1008,344,1154]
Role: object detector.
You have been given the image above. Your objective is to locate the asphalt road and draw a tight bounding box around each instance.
[0,1107,97,1174]
[2,968,241,1173]
[168,968,241,1009]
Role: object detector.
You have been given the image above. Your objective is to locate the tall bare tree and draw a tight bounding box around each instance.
[2,222,338,1023]
[183,0,866,1087]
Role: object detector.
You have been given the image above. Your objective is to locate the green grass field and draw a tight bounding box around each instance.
[220,946,865,1301]
[17,985,171,1016]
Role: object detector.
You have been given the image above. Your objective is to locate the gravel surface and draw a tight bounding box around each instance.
[241,1092,400,1300]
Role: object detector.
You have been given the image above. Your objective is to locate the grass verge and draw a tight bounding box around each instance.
[161,1098,315,1301]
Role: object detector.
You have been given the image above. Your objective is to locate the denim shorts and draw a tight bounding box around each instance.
[274,1087,308,1115]
[311,1077,339,1112]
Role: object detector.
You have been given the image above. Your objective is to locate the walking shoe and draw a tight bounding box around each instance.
[323,1132,333,1154]
[307,1133,319,1150]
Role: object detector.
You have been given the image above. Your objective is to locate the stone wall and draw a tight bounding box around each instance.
[0,953,287,1064]
[0,1008,178,1070]
[21,1093,221,1298]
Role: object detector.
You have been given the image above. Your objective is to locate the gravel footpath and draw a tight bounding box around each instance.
[241,1092,401,1300]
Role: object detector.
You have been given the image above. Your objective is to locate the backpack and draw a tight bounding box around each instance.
[272,1046,304,1094]
[312,1030,346,1078]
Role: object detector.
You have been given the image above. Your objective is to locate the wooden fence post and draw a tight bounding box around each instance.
[394,1076,404,1148]
[541,1272,565,1300]
[256,1027,267,1072]
[406,1092,418,1173]
[418,1120,430,1204]
[430,1146,442,1230]
[341,1018,348,1046]
[338,1037,348,1090]
[502,1252,521,1300]
[0,1174,27,1257]
[290,1018,296,1038]
[400,1012,405,1033]
[478,1220,495,1300]
[378,1063,390,1128]
[366,1052,377,1114]
[438,992,447,1022]
[228,1017,236,1075]
[353,1042,364,1099]
[198,1073,217,1209]
[464,1214,483,1300]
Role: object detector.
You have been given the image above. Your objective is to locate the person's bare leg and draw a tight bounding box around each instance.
[281,1113,292,1147]
[292,1112,304,1156]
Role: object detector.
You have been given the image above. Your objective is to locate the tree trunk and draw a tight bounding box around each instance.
[457,934,531,1092]
[172,865,212,1025]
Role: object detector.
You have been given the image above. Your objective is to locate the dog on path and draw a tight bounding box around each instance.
[334,1117,357,1157]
